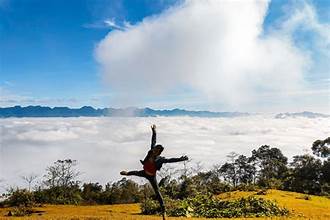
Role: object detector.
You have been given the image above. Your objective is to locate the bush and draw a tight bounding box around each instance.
[5,189,37,217]
[141,193,289,218]
[140,198,160,215]
[258,178,284,189]
[141,197,191,217]
[320,183,330,196]
[235,184,259,192]
[256,189,268,195]
[7,205,34,216]
[34,185,82,205]
[6,188,35,207]
[296,195,312,200]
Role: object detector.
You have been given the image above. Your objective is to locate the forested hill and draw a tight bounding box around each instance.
[0,106,249,118]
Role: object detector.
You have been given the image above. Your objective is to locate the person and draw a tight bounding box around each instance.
[120,124,188,220]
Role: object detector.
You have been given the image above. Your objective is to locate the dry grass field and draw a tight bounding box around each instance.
[0,190,329,220]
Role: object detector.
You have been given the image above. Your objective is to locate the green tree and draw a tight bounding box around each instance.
[81,182,102,204]
[312,137,330,158]
[220,162,237,186]
[41,159,82,204]
[288,154,322,194]
[251,145,288,188]
[320,158,330,195]
[235,155,256,185]
[103,178,142,204]
[44,159,80,188]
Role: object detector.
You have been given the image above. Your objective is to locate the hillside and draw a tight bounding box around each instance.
[0,190,329,219]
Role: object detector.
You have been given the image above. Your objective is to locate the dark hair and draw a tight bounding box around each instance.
[155,144,164,153]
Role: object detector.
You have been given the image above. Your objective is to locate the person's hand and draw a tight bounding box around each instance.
[181,155,188,161]
[151,124,156,130]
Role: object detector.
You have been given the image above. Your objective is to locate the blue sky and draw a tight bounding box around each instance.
[0,0,329,112]
[0,0,178,106]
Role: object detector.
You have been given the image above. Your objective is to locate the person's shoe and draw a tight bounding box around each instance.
[120,171,128,175]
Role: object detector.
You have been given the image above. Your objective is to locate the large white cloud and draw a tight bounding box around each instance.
[1,116,329,192]
[95,0,312,109]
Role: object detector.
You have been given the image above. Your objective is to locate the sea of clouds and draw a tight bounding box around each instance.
[0,116,329,192]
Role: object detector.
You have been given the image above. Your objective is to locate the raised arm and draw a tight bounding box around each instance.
[151,124,156,149]
[161,155,188,163]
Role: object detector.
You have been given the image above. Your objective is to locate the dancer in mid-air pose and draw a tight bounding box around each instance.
[120,124,188,220]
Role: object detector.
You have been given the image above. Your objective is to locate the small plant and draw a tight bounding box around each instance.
[7,205,34,216]
[296,195,312,200]
[303,195,312,200]
[256,189,268,195]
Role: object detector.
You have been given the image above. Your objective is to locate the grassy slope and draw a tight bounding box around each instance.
[0,190,329,220]
[217,190,330,219]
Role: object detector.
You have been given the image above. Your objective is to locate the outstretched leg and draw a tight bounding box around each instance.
[120,170,145,177]
[147,176,166,219]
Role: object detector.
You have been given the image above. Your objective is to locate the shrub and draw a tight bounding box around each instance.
[140,198,159,215]
[256,189,268,195]
[5,188,37,217]
[34,185,82,205]
[141,193,289,218]
[7,205,34,216]
[320,183,330,196]
[235,184,259,192]
[141,197,191,217]
[296,195,312,200]
[6,188,35,207]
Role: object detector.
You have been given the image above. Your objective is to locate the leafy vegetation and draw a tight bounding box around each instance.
[141,194,289,218]
[1,137,329,218]
[0,190,329,219]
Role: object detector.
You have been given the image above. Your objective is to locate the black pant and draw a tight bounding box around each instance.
[127,170,165,212]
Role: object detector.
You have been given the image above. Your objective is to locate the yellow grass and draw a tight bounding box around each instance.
[0,190,329,220]
[216,190,330,219]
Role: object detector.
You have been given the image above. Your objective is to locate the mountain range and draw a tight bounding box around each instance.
[274,111,330,119]
[0,106,328,118]
[0,106,249,118]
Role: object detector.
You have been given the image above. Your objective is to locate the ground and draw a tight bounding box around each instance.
[0,190,329,219]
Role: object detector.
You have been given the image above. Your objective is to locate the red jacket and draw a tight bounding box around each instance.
[143,159,157,176]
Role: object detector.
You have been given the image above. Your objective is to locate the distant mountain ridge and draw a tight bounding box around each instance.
[0,105,249,118]
[0,106,328,118]
[275,111,330,119]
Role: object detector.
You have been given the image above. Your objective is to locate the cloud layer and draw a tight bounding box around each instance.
[95,0,325,109]
[1,116,329,191]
